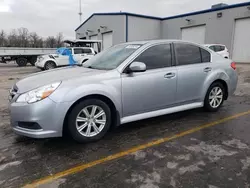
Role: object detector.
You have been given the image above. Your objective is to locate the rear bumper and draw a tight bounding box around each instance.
[228,71,238,96]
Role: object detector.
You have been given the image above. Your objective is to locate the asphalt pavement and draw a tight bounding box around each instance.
[0,63,250,188]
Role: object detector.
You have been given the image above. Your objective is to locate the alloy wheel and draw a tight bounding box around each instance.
[209,87,223,108]
[75,105,106,137]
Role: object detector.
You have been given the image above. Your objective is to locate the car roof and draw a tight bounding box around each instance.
[204,44,226,47]
[123,39,205,46]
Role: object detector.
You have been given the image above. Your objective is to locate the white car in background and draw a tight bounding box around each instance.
[35,47,96,70]
[204,44,229,59]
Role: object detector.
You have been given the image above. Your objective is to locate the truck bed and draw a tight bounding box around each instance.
[0,47,56,56]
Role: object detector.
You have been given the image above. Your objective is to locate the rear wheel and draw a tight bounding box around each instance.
[29,56,37,66]
[67,99,111,143]
[16,57,28,67]
[204,82,225,112]
[44,61,56,70]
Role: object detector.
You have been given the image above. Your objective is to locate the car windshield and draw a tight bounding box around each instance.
[83,44,142,70]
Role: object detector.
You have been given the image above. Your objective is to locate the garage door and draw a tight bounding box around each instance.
[232,18,250,63]
[90,35,98,52]
[181,25,206,44]
[102,32,113,50]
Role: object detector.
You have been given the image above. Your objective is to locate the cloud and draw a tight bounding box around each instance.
[0,0,13,12]
[0,0,247,38]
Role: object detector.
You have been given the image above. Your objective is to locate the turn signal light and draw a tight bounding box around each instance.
[231,62,236,70]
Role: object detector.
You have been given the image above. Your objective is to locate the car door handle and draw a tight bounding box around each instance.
[204,67,212,73]
[164,72,176,79]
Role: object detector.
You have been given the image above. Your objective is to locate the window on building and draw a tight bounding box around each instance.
[175,43,202,65]
[133,44,172,70]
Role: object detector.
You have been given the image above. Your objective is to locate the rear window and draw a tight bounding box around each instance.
[200,48,211,62]
[209,46,215,51]
[83,49,92,54]
[220,45,225,50]
[213,45,224,52]
[175,43,211,65]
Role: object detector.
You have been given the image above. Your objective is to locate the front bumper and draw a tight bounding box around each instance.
[10,97,71,138]
[35,60,45,69]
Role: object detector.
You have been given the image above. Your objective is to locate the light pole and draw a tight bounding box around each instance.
[79,0,82,23]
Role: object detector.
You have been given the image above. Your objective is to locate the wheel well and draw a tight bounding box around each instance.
[81,59,89,64]
[63,94,119,136]
[211,79,228,100]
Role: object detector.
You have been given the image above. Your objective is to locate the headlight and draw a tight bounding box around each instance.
[16,82,61,103]
[38,56,44,61]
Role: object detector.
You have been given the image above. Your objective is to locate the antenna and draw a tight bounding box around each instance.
[79,0,82,23]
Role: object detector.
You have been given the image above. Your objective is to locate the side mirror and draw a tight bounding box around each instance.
[128,61,146,73]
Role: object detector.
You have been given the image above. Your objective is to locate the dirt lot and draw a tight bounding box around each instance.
[0,63,250,188]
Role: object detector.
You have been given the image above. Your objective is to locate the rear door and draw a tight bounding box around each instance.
[174,42,211,104]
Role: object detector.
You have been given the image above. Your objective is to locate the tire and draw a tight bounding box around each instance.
[204,82,225,112]
[16,57,28,67]
[29,56,37,66]
[67,99,112,143]
[44,61,56,70]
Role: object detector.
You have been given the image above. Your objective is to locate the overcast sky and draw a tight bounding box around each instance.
[0,0,247,38]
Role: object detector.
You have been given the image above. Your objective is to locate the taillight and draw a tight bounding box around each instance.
[231,62,236,70]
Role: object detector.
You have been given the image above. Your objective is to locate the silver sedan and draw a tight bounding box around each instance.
[9,40,238,143]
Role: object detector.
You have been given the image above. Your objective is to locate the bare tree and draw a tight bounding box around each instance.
[29,32,40,47]
[36,38,44,48]
[0,30,7,47]
[1,28,65,48]
[7,29,18,47]
[56,32,64,47]
[17,28,29,47]
[45,36,57,48]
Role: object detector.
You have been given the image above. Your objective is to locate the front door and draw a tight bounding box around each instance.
[174,42,212,104]
[73,48,85,64]
[121,43,177,117]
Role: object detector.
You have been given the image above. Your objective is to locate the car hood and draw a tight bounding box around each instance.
[15,66,106,93]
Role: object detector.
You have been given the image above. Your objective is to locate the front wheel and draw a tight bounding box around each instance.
[67,99,111,143]
[204,82,225,112]
[44,61,56,70]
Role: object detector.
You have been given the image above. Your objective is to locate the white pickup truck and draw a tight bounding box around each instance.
[0,47,56,66]
[35,47,96,70]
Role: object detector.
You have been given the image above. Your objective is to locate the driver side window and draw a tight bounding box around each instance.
[133,44,172,70]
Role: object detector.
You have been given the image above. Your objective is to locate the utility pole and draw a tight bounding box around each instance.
[79,0,82,23]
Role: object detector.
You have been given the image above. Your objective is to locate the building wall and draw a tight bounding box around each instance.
[162,6,250,54]
[127,16,161,41]
[75,15,126,45]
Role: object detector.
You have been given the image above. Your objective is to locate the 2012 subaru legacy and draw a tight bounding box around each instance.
[9,40,238,143]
